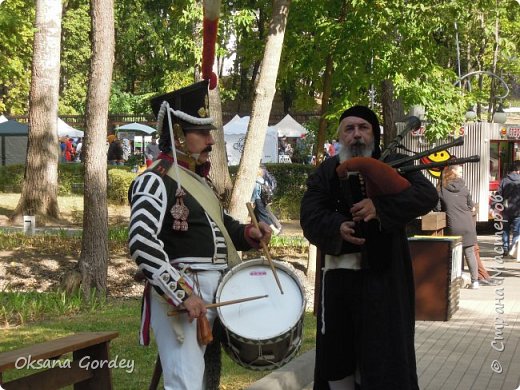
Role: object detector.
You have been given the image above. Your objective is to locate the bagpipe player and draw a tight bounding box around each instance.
[300,105,438,390]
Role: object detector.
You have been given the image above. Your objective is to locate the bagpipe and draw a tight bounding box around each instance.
[336,116,480,270]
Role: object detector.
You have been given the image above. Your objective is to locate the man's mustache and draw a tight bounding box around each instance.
[202,146,212,153]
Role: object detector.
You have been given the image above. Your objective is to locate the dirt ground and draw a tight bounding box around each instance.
[0,204,314,308]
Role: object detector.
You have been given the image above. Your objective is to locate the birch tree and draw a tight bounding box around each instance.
[228,0,291,222]
[11,0,62,222]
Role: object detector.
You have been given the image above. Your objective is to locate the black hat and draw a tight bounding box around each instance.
[150,80,216,153]
[339,105,381,159]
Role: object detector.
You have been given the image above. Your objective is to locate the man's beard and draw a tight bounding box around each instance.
[338,141,374,162]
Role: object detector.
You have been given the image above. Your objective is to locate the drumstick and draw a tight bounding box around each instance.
[246,202,284,295]
[167,294,269,316]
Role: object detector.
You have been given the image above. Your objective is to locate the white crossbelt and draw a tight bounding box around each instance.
[324,253,362,270]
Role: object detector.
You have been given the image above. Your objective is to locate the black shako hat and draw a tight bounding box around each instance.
[339,105,381,159]
[150,80,216,153]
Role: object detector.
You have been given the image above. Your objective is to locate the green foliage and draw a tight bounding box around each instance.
[270,234,308,248]
[107,169,136,205]
[394,67,467,140]
[57,163,85,194]
[0,0,34,114]
[109,81,153,115]
[263,164,315,220]
[0,289,105,327]
[0,164,25,192]
[229,163,314,220]
[60,0,91,115]
[0,229,128,252]
[2,0,519,139]
[0,164,136,199]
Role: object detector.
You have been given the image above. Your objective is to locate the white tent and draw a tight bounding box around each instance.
[115,123,157,153]
[115,122,157,134]
[0,115,7,123]
[223,116,278,165]
[272,114,308,138]
[58,118,84,138]
[225,114,241,127]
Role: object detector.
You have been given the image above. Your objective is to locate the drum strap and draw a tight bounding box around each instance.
[167,165,242,267]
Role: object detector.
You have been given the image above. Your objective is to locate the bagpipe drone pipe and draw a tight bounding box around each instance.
[335,116,480,270]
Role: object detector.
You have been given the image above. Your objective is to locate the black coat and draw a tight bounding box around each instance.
[497,172,520,219]
[300,156,438,390]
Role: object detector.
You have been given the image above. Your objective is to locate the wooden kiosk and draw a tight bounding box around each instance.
[409,212,463,321]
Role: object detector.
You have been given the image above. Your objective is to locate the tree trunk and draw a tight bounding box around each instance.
[315,3,345,165]
[381,79,397,151]
[208,85,233,207]
[78,0,115,297]
[228,0,291,223]
[315,54,334,165]
[11,0,62,223]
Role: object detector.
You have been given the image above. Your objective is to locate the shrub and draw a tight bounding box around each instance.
[107,169,136,205]
[0,164,24,192]
[58,163,84,194]
[266,164,315,219]
[0,162,315,217]
[229,163,315,220]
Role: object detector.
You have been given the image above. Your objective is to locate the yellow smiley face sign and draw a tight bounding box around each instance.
[420,149,453,178]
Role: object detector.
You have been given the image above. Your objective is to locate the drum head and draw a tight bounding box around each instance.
[217,260,304,340]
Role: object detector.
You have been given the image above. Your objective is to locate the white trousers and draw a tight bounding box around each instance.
[150,270,221,390]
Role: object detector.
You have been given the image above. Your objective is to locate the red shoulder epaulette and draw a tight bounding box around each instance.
[148,159,172,178]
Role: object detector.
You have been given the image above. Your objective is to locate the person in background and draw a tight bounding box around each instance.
[333,139,341,155]
[323,140,331,159]
[128,80,272,390]
[470,207,498,286]
[496,160,520,257]
[279,136,288,155]
[107,137,124,165]
[64,136,74,162]
[59,138,66,162]
[75,139,83,162]
[145,134,161,162]
[121,138,131,162]
[251,166,282,235]
[301,105,438,390]
[327,141,335,157]
[285,142,293,158]
[437,164,480,289]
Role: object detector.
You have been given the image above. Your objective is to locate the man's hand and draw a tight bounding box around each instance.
[340,221,365,246]
[182,295,207,322]
[350,198,377,222]
[247,221,272,246]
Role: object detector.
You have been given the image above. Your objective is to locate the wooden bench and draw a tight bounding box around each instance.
[0,331,118,390]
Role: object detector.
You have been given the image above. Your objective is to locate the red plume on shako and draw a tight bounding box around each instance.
[202,0,221,90]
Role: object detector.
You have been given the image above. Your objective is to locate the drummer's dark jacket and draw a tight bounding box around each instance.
[300,155,438,390]
[128,158,254,308]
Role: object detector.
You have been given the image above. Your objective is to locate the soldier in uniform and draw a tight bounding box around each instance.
[128,80,272,390]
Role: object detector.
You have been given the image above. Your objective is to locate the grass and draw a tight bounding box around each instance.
[0,297,317,389]
[0,289,105,327]
[0,193,130,227]
[0,192,314,388]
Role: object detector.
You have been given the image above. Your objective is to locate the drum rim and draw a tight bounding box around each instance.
[216,258,307,340]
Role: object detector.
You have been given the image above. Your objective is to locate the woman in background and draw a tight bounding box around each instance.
[437,165,480,289]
